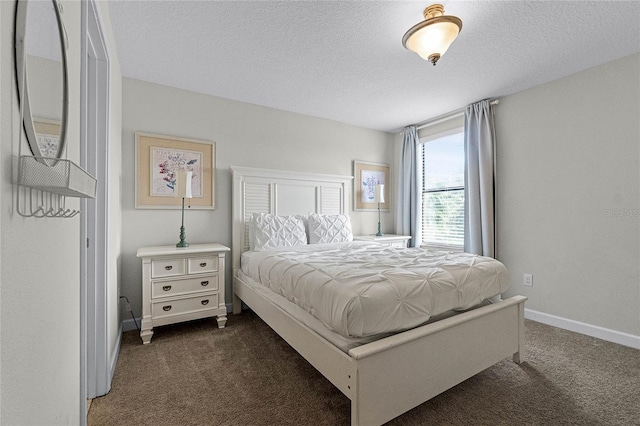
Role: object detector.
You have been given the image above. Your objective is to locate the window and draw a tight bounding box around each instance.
[420,122,465,249]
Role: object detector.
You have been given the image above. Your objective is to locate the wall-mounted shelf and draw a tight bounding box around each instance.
[15,156,96,218]
[18,155,96,198]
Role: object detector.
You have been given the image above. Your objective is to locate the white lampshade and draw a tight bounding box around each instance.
[374,184,385,203]
[402,4,462,66]
[174,170,193,199]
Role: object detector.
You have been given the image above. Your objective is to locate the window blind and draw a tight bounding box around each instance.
[420,120,465,249]
[421,189,464,247]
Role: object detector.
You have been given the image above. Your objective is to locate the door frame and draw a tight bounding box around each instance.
[80,0,111,420]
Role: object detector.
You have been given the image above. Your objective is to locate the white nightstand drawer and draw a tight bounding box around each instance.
[152,293,219,319]
[152,275,219,298]
[151,259,186,278]
[187,256,218,274]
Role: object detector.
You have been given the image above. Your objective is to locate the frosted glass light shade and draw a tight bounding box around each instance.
[374,184,385,203]
[175,170,193,198]
[402,4,462,65]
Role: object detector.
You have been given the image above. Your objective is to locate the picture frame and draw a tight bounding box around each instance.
[353,161,390,211]
[135,132,216,209]
[34,118,61,158]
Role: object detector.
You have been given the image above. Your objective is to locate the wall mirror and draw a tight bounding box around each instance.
[15,0,69,160]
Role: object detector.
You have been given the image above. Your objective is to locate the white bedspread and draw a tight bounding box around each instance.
[242,242,509,338]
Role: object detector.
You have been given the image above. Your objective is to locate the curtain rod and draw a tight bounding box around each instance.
[415,99,499,131]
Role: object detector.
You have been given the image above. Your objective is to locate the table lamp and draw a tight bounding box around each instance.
[374,184,385,236]
[175,170,193,248]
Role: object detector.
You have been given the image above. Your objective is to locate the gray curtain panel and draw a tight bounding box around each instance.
[464,99,496,257]
[395,125,420,247]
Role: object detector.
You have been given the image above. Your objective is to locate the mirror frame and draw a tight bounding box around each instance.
[14,0,69,160]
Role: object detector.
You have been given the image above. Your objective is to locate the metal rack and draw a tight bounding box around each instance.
[16,156,97,218]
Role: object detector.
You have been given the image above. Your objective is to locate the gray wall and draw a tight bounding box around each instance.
[1,1,122,422]
[123,53,640,342]
[120,78,395,319]
[1,1,82,422]
[497,53,640,337]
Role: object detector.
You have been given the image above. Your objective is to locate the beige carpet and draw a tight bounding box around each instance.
[88,311,640,425]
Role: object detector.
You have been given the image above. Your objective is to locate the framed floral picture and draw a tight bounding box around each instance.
[353,161,390,211]
[34,119,61,158]
[135,132,216,209]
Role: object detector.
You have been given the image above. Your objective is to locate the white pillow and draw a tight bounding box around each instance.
[251,213,307,251]
[294,214,311,243]
[307,214,353,244]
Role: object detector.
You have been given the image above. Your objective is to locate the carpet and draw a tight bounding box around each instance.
[88,311,640,425]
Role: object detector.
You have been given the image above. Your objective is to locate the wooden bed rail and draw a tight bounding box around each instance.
[349,295,528,360]
[350,295,527,425]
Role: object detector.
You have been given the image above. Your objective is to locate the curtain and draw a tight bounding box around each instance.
[464,100,496,257]
[396,125,420,247]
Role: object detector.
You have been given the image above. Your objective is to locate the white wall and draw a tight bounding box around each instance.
[1,1,81,423]
[497,53,640,338]
[120,78,395,321]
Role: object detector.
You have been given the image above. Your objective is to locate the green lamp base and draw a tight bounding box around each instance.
[376,204,383,236]
[176,225,189,248]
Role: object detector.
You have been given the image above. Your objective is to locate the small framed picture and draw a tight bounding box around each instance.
[34,118,61,158]
[135,132,216,209]
[353,161,390,211]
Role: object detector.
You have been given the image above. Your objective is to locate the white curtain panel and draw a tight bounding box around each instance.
[464,100,496,257]
[395,125,420,247]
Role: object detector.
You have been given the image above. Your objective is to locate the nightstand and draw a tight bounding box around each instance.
[136,243,230,344]
[353,234,412,248]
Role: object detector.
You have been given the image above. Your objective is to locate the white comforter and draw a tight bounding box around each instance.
[242,242,510,338]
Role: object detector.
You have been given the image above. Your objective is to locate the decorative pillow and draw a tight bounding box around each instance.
[295,214,311,243]
[251,213,307,251]
[307,214,353,244]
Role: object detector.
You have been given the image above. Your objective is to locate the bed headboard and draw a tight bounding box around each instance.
[230,166,353,272]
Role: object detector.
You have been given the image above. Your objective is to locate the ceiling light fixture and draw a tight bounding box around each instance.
[402,4,462,66]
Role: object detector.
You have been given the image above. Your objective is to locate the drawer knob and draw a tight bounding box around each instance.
[199,262,207,267]
[163,305,172,311]
[201,281,209,286]
[162,285,172,291]
[201,299,209,305]
[165,265,173,271]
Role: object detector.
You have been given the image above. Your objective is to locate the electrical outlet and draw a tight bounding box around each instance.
[523,274,533,287]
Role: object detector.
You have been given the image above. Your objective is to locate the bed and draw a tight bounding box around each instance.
[231,165,527,426]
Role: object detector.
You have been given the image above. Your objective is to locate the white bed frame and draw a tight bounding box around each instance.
[230,165,527,426]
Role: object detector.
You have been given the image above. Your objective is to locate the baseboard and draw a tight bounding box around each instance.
[110,323,123,382]
[122,317,139,332]
[525,308,640,350]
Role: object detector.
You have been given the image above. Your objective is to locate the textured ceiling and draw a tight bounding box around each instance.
[108,1,640,133]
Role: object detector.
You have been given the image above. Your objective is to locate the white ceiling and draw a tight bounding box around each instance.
[108,1,640,133]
